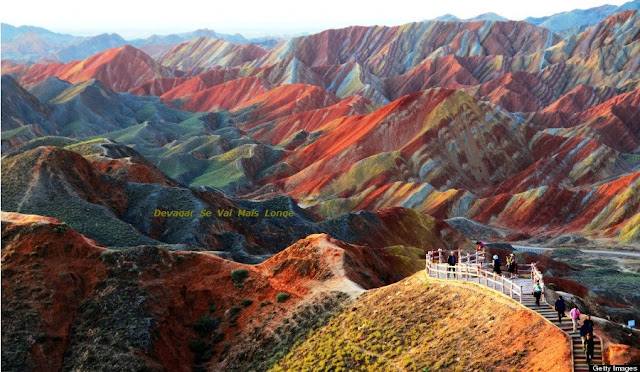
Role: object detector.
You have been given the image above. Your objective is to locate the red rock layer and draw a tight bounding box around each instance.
[241,95,371,146]
[159,69,240,101]
[5,45,168,92]
[178,76,271,112]
[230,84,341,126]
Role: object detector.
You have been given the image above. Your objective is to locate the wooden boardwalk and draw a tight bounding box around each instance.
[519,287,603,372]
[425,250,603,372]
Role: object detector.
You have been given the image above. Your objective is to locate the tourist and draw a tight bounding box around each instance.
[533,280,543,307]
[493,255,501,275]
[569,306,581,332]
[447,251,457,278]
[438,249,445,264]
[580,315,594,351]
[583,313,594,328]
[476,241,486,265]
[584,332,595,365]
[507,253,517,278]
[554,296,566,324]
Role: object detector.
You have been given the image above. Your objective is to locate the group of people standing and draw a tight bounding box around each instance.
[492,253,517,278]
[443,243,519,278]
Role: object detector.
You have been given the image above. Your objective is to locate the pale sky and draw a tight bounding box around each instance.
[1,0,631,38]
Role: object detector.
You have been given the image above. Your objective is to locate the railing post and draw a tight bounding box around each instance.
[520,286,523,303]
[426,252,429,273]
[531,263,535,284]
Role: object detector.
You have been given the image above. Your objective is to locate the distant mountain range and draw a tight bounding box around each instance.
[524,0,640,31]
[3,1,640,63]
[430,12,509,22]
[1,23,284,63]
[430,1,640,30]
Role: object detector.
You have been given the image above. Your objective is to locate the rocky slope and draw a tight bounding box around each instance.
[272,272,573,372]
[1,142,471,262]
[1,213,460,371]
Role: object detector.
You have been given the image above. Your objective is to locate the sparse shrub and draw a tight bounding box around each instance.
[52,223,67,234]
[208,302,216,313]
[188,339,206,353]
[228,305,242,318]
[193,316,219,334]
[276,292,290,303]
[230,269,249,288]
[175,255,186,265]
[212,332,224,344]
[241,299,253,307]
[188,339,214,363]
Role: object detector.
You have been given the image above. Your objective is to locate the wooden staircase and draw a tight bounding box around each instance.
[425,249,604,372]
[521,288,603,371]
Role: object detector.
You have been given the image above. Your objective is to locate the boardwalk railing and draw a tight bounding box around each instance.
[426,248,605,370]
[531,262,545,294]
[425,249,524,303]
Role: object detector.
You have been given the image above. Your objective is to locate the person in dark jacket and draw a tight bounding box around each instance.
[493,255,501,275]
[580,316,594,351]
[583,314,594,328]
[447,251,457,278]
[554,296,566,324]
[584,332,595,365]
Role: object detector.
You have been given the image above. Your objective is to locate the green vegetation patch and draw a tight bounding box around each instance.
[63,138,109,156]
[230,269,249,288]
[4,136,79,155]
[1,125,32,141]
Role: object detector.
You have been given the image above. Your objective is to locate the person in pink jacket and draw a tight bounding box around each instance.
[569,306,581,332]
